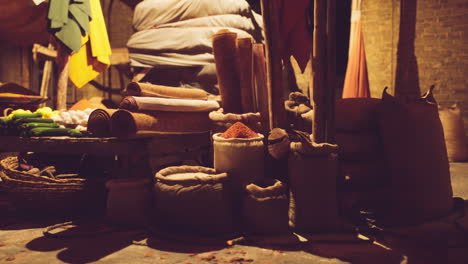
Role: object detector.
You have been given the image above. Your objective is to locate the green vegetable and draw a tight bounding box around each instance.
[68,129,83,137]
[19,123,60,130]
[29,127,71,137]
[12,112,42,119]
[0,118,12,124]
[28,127,84,137]
[14,118,55,125]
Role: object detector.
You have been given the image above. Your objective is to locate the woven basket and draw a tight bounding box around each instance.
[0,156,89,214]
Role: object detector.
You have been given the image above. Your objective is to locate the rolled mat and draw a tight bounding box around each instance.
[212,30,241,113]
[110,109,158,137]
[125,82,208,100]
[119,96,220,112]
[139,110,211,133]
[237,37,255,113]
[87,109,118,137]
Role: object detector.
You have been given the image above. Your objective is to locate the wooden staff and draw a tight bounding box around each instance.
[260,0,286,130]
[311,0,328,143]
[253,44,270,134]
[326,0,336,143]
[56,44,70,111]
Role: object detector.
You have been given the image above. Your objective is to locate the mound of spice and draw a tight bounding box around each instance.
[220,122,258,139]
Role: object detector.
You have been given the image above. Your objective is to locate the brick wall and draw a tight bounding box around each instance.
[361,0,468,135]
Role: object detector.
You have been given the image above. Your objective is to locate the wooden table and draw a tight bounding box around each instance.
[0,131,212,178]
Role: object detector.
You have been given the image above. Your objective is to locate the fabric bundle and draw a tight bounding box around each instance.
[127,0,263,92]
[87,109,118,137]
[125,82,208,100]
[119,96,220,113]
[48,0,111,88]
[110,110,158,137]
[237,37,255,113]
[212,30,242,113]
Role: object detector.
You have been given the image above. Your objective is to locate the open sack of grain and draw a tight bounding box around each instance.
[153,166,236,235]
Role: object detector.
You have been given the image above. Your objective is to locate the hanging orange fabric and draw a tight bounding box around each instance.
[342,10,370,98]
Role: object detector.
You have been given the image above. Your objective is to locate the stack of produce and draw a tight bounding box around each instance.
[334,98,387,210]
[0,108,82,137]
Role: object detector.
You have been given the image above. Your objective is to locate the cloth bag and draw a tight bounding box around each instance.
[154,166,236,234]
[377,87,453,226]
[288,141,340,232]
[213,133,265,186]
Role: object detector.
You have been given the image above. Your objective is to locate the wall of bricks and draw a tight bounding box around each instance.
[361,0,468,135]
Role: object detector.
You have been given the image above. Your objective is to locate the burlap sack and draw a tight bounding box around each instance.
[105,178,153,226]
[213,133,265,186]
[154,166,236,234]
[339,159,388,188]
[377,88,453,226]
[335,131,383,161]
[439,104,468,162]
[335,98,381,132]
[243,179,289,235]
[288,141,339,232]
[209,109,262,133]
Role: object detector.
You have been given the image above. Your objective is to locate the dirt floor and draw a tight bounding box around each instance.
[1,162,468,264]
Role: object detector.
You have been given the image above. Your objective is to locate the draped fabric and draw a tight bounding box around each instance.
[68,0,112,88]
[342,10,370,98]
[275,0,311,72]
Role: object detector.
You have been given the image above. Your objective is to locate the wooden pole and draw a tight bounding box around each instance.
[311,0,328,143]
[56,45,70,111]
[326,0,336,143]
[253,44,270,134]
[237,37,255,113]
[260,0,286,130]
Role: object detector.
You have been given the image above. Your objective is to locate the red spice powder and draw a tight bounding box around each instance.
[220,122,258,139]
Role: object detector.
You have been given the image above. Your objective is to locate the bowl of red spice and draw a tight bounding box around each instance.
[218,121,261,139]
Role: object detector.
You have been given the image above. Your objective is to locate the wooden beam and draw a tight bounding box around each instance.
[311,0,328,143]
[56,46,70,111]
[260,0,286,130]
[253,44,270,134]
[326,0,336,143]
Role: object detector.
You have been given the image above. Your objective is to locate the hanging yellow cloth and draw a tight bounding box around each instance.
[69,0,111,88]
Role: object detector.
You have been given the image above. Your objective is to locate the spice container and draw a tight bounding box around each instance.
[213,122,265,186]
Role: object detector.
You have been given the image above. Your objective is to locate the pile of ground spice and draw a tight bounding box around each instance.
[220,122,258,138]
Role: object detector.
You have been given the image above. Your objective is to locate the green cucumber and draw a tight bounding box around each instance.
[12,112,42,119]
[29,127,71,137]
[14,118,55,125]
[68,129,83,137]
[19,123,60,130]
[0,118,12,124]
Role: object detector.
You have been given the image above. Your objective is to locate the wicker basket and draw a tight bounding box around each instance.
[0,156,90,214]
